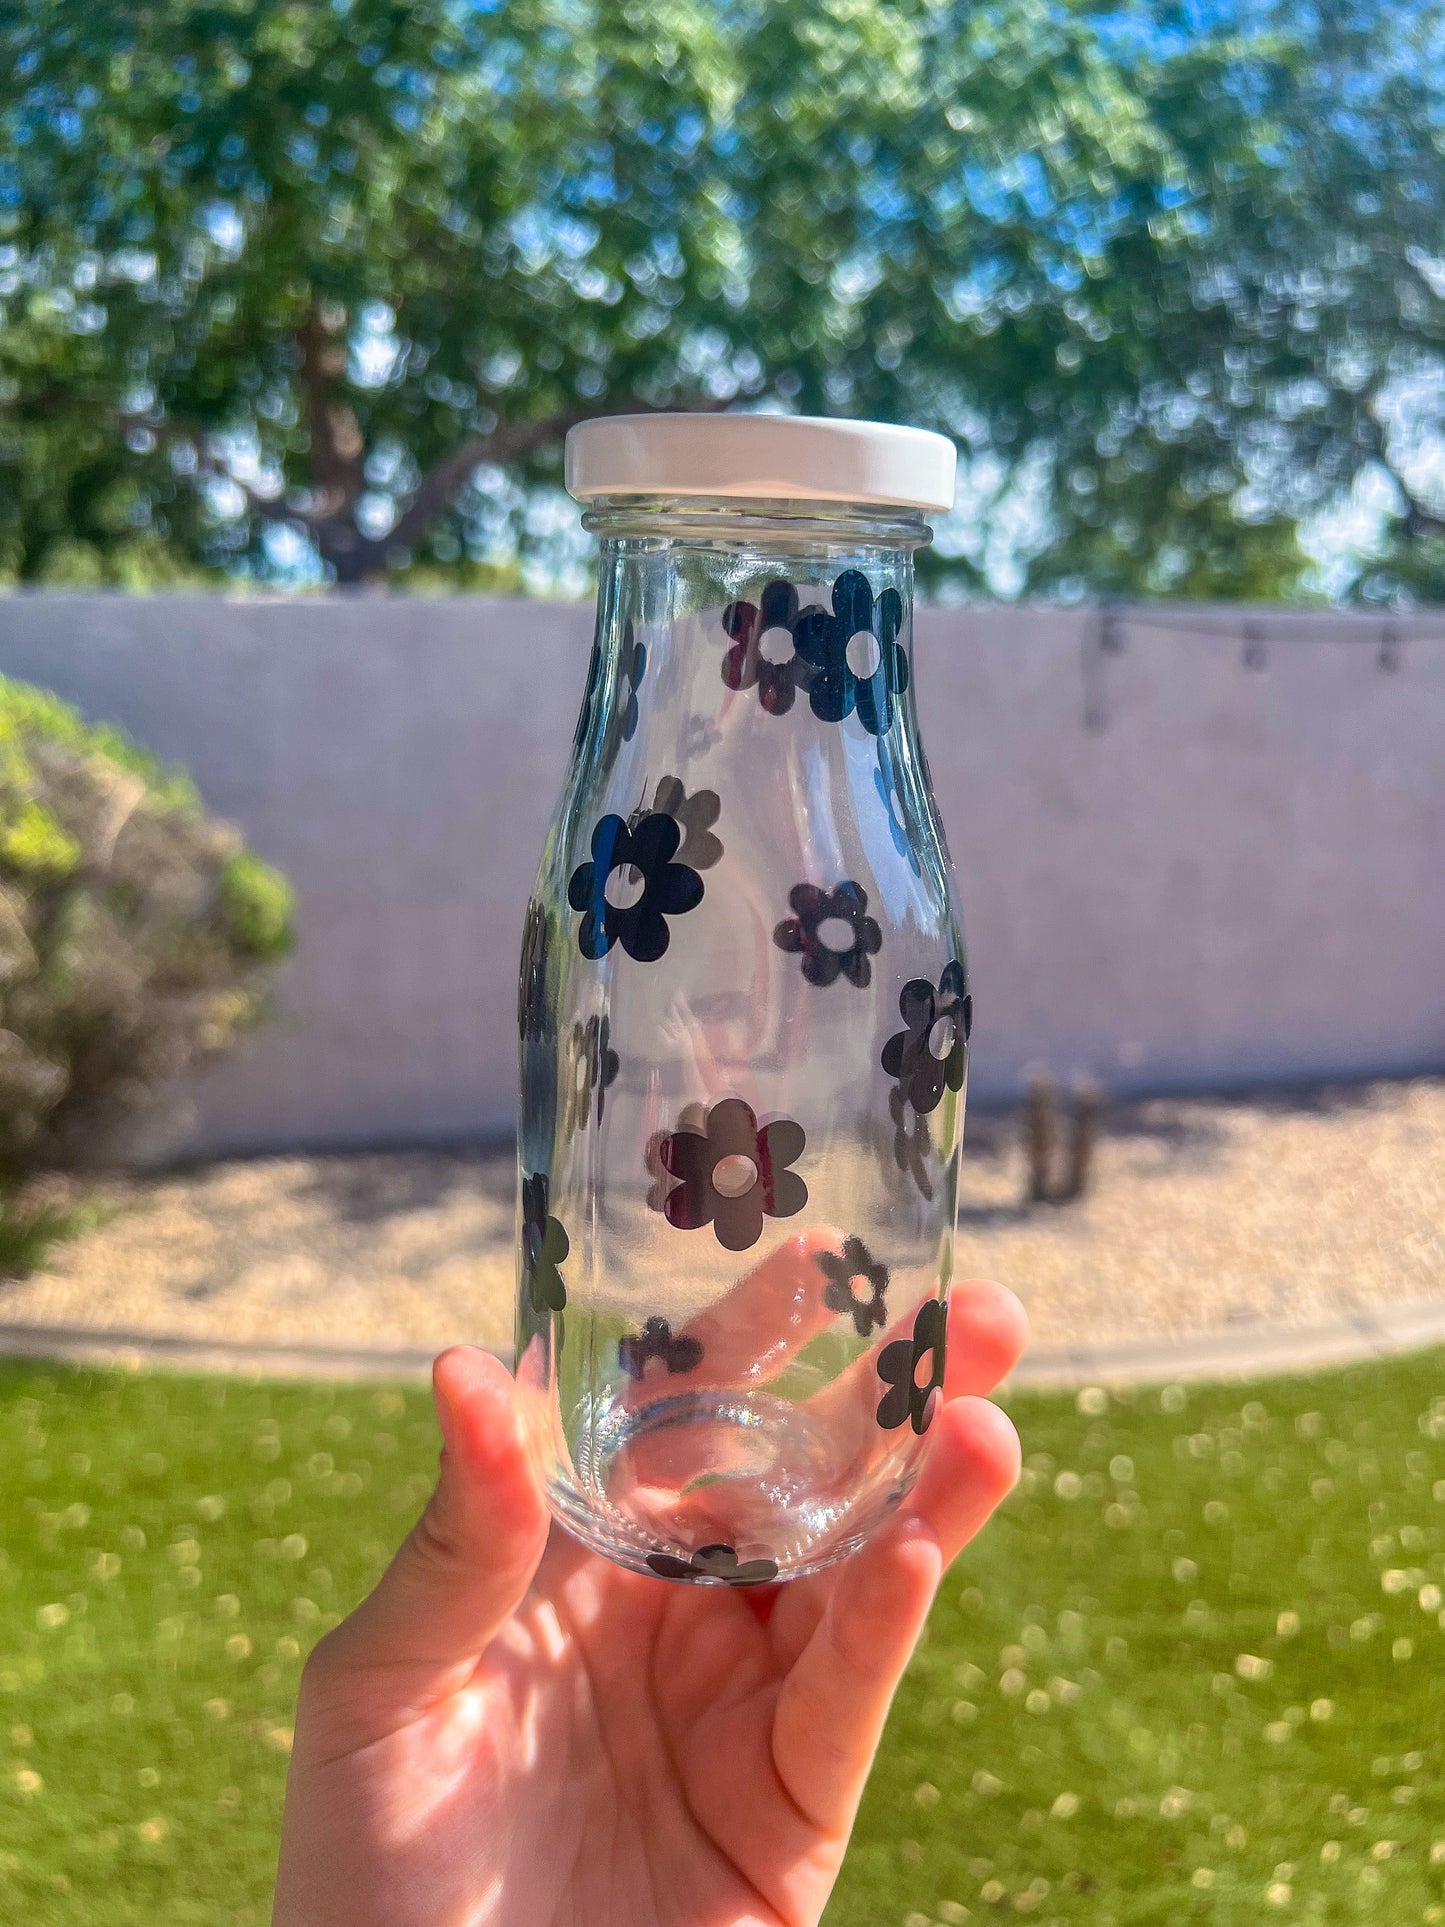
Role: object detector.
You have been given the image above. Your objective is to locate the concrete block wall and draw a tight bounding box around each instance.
[0,594,1439,1153]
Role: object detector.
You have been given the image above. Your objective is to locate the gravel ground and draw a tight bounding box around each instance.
[0,1079,1440,1355]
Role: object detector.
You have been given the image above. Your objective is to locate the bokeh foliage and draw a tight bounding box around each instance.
[2,0,1443,597]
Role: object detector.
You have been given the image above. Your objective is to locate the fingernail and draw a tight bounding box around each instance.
[432,1367,460,1454]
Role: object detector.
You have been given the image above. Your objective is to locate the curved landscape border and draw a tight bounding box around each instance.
[2,1297,1444,1388]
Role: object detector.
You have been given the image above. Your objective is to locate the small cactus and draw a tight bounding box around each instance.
[1060,1079,1106,1201]
[1023,1071,1057,1204]
[1021,1072,1106,1206]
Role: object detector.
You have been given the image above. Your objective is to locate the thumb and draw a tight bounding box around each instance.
[305,1346,550,1724]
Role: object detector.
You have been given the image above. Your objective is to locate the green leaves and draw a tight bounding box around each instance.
[1,0,1442,596]
[219,851,295,963]
[0,801,82,880]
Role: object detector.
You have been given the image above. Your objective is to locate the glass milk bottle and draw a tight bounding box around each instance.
[515,414,968,1585]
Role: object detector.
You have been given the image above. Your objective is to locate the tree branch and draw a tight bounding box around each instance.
[296,305,365,518]
[26,379,731,582]
[383,409,585,553]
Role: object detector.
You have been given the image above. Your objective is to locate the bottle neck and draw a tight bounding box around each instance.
[580,494,931,555]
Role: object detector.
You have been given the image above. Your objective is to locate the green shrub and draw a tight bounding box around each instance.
[0,674,295,1190]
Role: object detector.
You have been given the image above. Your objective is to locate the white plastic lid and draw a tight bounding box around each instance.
[565,413,956,512]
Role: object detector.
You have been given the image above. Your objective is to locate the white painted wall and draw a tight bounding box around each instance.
[0,593,1440,1154]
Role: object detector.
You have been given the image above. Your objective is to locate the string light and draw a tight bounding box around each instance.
[1094,609,1445,654]
[1072,604,1441,731]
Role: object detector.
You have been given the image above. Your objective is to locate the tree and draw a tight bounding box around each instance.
[2,0,1443,598]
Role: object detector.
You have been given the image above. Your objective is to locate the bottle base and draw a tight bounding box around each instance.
[543,1385,915,1584]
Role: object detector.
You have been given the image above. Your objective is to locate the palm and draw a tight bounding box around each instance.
[275,1293,1024,1927]
[490,1548,862,1925]
[493,1556,790,1924]
[288,1549,853,1925]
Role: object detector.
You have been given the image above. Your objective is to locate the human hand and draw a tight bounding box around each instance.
[273,1281,1026,1927]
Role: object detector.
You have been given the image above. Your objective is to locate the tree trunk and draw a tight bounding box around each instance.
[318,521,391,587]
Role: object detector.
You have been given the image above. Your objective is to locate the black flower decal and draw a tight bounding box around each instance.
[722,579,807,715]
[565,1014,619,1132]
[793,569,908,735]
[654,1097,807,1252]
[631,777,722,872]
[518,898,550,1043]
[618,1315,703,1380]
[874,746,921,877]
[521,1171,569,1314]
[817,1236,890,1337]
[773,880,882,989]
[876,1296,947,1435]
[567,812,704,962]
[646,1543,780,1586]
[880,960,971,1114]
[889,1084,934,1200]
[618,620,647,742]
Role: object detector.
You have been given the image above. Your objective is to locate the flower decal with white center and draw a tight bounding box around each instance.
[876,1296,947,1434]
[652,1096,808,1252]
[816,1236,890,1337]
[567,811,704,963]
[880,960,971,1114]
[521,1170,569,1314]
[793,569,908,735]
[646,1543,779,1586]
[722,579,807,715]
[773,879,882,989]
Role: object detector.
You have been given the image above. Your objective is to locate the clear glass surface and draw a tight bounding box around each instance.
[515,497,970,1585]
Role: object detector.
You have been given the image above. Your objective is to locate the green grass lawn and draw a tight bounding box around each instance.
[2,1353,1444,1926]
